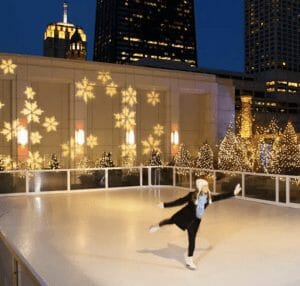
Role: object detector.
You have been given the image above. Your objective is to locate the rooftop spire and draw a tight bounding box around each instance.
[63,1,68,24]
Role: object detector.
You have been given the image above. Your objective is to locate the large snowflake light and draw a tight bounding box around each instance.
[0,155,12,170]
[0,59,17,74]
[75,77,96,103]
[86,134,98,149]
[24,87,36,100]
[106,82,118,97]
[147,90,160,106]
[114,107,136,131]
[1,119,21,141]
[121,143,137,158]
[61,137,84,160]
[121,86,137,106]
[97,71,112,85]
[27,151,43,169]
[21,100,44,123]
[30,132,42,144]
[0,102,4,110]
[43,116,59,132]
[142,135,161,155]
[153,124,164,137]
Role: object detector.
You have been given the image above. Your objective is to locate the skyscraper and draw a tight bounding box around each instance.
[93,0,197,66]
[44,1,87,60]
[245,0,300,95]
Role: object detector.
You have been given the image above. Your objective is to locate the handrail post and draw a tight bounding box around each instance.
[139,166,143,187]
[148,167,151,186]
[189,168,192,190]
[286,176,290,205]
[105,168,109,189]
[275,176,279,203]
[173,167,176,186]
[242,173,245,198]
[67,170,70,191]
[213,170,216,194]
[25,170,29,193]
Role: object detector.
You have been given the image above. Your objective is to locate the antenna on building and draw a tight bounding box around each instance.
[63,1,68,24]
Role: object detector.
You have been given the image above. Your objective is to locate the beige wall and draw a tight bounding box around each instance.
[0,53,235,168]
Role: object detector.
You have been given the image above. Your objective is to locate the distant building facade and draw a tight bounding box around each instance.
[43,1,87,60]
[93,0,197,66]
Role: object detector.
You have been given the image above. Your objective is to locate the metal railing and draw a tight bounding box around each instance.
[0,166,299,208]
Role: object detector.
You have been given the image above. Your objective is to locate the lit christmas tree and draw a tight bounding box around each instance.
[49,154,60,169]
[98,152,115,168]
[0,157,5,171]
[174,144,193,174]
[268,121,300,174]
[194,142,214,170]
[148,150,162,166]
[218,128,243,171]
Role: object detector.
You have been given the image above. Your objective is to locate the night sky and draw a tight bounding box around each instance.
[0,0,244,72]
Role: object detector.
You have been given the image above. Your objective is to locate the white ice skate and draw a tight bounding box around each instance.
[149,224,160,234]
[185,256,197,270]
[234,183,242,196]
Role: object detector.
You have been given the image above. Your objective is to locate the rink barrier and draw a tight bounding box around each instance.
[0,166,299,208]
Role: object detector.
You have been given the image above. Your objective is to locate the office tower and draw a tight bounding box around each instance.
[93,0,197,66]
[44,1,87,60]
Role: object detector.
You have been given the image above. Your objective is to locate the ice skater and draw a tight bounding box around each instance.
[149,179,242,270]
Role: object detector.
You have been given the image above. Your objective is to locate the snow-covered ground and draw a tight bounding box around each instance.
[0,188,300,286]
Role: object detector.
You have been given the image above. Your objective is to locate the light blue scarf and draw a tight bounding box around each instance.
[196,195,207,219]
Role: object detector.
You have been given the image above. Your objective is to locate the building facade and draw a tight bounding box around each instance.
[0,53,234,168]
[43,2,87,60]
[93,0,197,66]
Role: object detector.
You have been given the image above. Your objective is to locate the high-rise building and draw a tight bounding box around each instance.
[245,0,300,96]
[93,0,197,66]
[44,1,87,60]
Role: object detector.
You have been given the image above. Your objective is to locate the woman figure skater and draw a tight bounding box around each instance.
[149,179,242,270]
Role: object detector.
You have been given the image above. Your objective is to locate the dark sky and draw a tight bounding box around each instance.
[0,0,244,72]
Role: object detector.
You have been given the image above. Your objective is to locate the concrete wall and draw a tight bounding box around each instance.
[0,53,235,167]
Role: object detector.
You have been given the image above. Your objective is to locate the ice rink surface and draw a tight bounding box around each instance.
[0,187,300,286]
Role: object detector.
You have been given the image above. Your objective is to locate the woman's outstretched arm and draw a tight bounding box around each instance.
[163,192,193,208]
[211,184,241,203]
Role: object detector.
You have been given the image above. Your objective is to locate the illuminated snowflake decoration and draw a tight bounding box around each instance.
[24,87,36,100]
[30,132,42,144]
[21,100,44,123]
[0,59,17,74]
[75,77,96,103]
[147,90,160,106]
[142,134,161,155]
[86,134,98,149]
[61,137,84,160]
[153,124,164,137]
[43,116,59,132]
[120,144,137,164]
[0,155,12,170]
[0,102,5,109]
[27,151,43,170]
[114,107,136,131]
[0,119,21,141]
[97,71,112,85]
[121,86,137,107]
[106,82,118,97]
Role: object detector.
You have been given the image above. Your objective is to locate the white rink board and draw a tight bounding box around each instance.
[0,188,300,286]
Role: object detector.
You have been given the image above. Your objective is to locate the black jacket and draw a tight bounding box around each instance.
[164,190,235,230]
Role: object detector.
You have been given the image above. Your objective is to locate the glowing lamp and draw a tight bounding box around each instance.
[17,128,28,145]
[75,129,85,145]
[126,130,135,145]
[171,131,179,145]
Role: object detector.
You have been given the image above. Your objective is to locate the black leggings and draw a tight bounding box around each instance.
[159,217,201,257]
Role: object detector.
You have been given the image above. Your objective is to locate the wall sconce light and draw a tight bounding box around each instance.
[126,130,135,145]
[171,130,179,145]
[17,127,28,145]
[75,129,85,145]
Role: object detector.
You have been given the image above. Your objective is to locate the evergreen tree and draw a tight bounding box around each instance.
[174,144,193,174]
[98,152,115,168]
[0,157,5,171]
[148,150,162,166]
[218,129,243,171]
[268,121,300,174]
[194,142,214,170]
[49,154,60,169]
